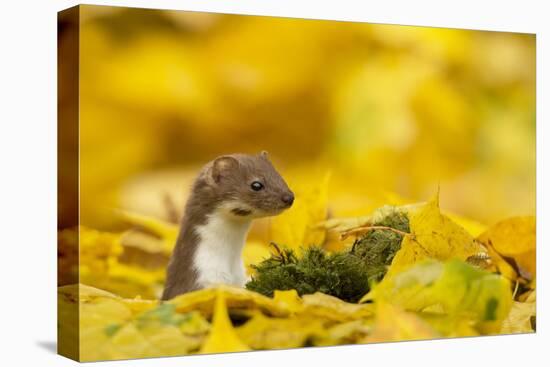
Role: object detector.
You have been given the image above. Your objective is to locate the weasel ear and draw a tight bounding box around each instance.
[260,150,269,159]
[210,156,238,183]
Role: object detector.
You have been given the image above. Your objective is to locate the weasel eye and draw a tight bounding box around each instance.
[250,181,264,191]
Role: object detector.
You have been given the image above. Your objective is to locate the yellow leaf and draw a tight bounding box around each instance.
[444,212,487,237]
[101,324,153,360]
[518,286,535,302]
[273,289,304,314]
[77,225,169,299]
[484,244,520,282]
[501,292,536,334]
[169,285,291,318]
[58,285,82,360]
[301,292,374,322]
[78,227,123,278]
[363,303,439,343]
[128,305,209,358]
[60,283,118,301]
[270,173,330,252]
[387,193,483,277]
[79,298,135,361]
[58,284,161,361]
[477,216,536,280]
[362,261,444,307]
[116,210,179,254]
[237,313,325,350]
[314,320,371,346]
[200,291,250,354]
[418,313,479,338]
[119,230,167,255]
[363,260,512,334]
[136,323,198,357]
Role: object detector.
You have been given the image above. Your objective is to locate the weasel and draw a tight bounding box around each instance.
[161,152,294,300]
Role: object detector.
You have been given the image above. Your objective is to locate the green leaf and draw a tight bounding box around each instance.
[364,259,512,333]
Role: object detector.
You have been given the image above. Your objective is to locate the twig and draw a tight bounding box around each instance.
[512,280,520,300]
[269,242,283,257]
[340,225,411,240]
[269,242,297,264]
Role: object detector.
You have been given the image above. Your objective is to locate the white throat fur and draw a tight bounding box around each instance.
[193,207,252,288]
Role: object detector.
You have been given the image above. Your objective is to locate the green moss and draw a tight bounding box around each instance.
[246,246,371,303]
[352,207,410,281]
[246,207,410,302]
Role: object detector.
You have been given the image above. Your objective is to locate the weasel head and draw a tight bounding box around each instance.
[203,151,294,219]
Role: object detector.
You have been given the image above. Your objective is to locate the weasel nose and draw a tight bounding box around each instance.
[281,192,294,206]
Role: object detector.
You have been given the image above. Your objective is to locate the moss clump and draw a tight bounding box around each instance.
[246,246,371,303]
[246,206,410,302]
[352,207,410,281]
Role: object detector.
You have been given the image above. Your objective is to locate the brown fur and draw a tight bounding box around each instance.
[161,152,293,300]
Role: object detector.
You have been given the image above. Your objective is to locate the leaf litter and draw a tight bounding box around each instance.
[59,191,536,360]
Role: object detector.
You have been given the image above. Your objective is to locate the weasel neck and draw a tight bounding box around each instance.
[193,210,252,288]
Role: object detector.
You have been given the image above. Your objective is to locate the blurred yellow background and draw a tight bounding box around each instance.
[67,5,535,231]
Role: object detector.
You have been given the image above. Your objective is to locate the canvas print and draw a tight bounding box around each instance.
[58,4,536,362]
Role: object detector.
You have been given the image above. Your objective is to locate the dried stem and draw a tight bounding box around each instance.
[512,280,520,299]
[340,225,410,240]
